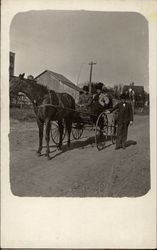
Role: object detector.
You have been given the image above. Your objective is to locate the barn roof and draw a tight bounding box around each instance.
[123,85,144,94]
[35,70,81,92]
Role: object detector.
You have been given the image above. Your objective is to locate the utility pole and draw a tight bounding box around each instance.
[88,61,96,94]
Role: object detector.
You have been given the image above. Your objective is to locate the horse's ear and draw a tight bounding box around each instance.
[19,73,25,79]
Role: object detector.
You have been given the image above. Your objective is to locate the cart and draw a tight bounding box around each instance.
[50,104,117,151]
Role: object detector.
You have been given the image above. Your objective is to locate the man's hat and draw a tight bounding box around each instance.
[120,93,128,99]
[79,90,84,94]
[83,85,89,92]
[96,82,104,90]
[102,85,110,92]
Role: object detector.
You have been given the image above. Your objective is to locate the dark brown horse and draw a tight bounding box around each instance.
[10,73,76,160]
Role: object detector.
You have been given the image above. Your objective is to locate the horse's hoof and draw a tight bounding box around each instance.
[57,145,62,150]
[47,156,50,160]
[36,151,41,156]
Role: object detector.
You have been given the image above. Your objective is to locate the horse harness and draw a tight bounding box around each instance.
[34,90,74,118]
[43,91,68,116]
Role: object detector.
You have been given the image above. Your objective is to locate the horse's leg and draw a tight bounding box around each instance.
[58,120,64,150]
[45,119,51,160]
[36,118,44,156]
[65,117,72,147]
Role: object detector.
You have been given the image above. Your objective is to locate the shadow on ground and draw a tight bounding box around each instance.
[125,140,137,147]
[42,135,114,160]
[41,137,138,160]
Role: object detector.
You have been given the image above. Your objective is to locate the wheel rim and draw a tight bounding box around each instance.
[95,112,108,150]
[50,122,66,144]
[110,121,117,144]
[72,123,84,139]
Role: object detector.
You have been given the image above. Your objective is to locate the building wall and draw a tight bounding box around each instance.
[9,52,15,77]
[36,71,79,102]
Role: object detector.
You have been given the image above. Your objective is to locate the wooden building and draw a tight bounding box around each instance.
[35,70,81,103]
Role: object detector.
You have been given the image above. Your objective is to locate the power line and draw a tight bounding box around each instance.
[88,61,96,93]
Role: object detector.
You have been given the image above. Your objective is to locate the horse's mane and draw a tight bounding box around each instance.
[11,75,49,94]
[24,78,49,93]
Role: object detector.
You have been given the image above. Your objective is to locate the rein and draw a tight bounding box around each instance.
[39,91,67,117]
[48,90,52,104]
[56,93,64,108]
[38,103,103,118]
[37,91,104,118]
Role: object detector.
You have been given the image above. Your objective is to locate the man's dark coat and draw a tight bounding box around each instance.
[110,101,133,124]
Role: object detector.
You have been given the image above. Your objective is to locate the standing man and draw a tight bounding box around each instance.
[109,93,133,150]
[128,86,135,115]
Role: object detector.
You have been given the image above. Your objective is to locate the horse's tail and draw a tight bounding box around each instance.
[70,94,76,111]
[66,94,84,123]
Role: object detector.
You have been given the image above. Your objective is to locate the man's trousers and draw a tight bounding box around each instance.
[116,122,129,147]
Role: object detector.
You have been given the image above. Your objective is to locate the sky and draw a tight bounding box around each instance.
[10,10,149,91]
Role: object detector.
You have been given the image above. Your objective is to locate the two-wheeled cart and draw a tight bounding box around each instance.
[50,105,117,151]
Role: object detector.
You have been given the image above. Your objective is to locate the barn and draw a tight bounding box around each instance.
[35,70,81,103]
[123,85,145,97]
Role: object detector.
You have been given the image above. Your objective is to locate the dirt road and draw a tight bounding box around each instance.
[10,114,150,197]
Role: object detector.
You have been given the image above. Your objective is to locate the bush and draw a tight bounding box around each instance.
[10,107,36,122]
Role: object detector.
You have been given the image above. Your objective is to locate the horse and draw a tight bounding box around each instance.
[10,73,76,160]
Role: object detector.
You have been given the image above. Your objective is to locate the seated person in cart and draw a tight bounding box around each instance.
[78,85,92,107]
[77,85,93,120]
[90,82,113,123]
[77,83,113,128]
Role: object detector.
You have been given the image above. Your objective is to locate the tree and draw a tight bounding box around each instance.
[113,84,123,98]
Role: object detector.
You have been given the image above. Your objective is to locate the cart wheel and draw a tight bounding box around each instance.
[72,123,84,140]
[95,112,108,150]
[110,121,117,144]
[50,121,66,144]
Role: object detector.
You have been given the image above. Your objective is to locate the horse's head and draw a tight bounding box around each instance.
[10,73,25,95]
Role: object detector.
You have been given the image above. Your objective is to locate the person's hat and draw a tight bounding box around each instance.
[96,82,104,90]
[120,93,128,99]
[83,85,89,92]
[102,85,109,92]
[79,90,84,94]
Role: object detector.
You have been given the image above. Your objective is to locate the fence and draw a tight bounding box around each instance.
[10,93,32,109]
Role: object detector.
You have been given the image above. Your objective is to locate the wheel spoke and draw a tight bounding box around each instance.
[51,121,66,144]
[72,123,83,139]
[95,112,108,150]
